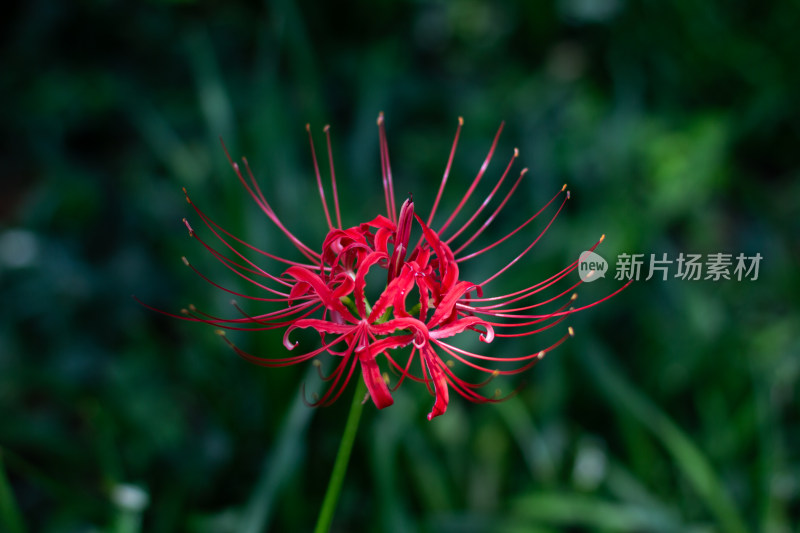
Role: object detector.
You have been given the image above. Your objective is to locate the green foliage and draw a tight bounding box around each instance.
[2,0,798,531]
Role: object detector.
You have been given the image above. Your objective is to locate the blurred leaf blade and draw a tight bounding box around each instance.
[0,449,26,533]
[581,344,749,533]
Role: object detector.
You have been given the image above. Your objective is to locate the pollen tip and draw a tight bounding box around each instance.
[537,350,546,360]
[181,256,189,266]
[568,326,575,337]
[458,116,464,125]
[214,329,226,337]
[514,147,519,157]
[600,233,606,243]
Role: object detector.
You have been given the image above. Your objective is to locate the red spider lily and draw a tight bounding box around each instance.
[145,113,629,420]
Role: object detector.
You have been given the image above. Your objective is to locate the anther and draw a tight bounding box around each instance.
[181,256,189,266]
[600,234,606,243]
[182,219,194,236]
[561,184,567,191]
[305,123,311,132]
[446,360,455,368]
[313,360,321,367]
[513,147,519,157]
[323,125,330,132]
[494,388,502,399]
[568,326,575,337]
[492,369,499,377]
[458,116,464,125]
[383,372,390,385]
[566,190,571,200]
[214,329,226,337]
[537,350,545,359]
[180,308,189,315]
[571,293,578,301]
[188,304,197,312]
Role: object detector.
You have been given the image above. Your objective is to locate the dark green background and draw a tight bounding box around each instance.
[2,1,798,532]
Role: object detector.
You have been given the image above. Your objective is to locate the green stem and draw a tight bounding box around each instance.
[313,378,367,533]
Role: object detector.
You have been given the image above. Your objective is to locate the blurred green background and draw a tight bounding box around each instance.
[2,0,799,532]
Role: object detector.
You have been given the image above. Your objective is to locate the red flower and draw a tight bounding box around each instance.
[149,114,628,420]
